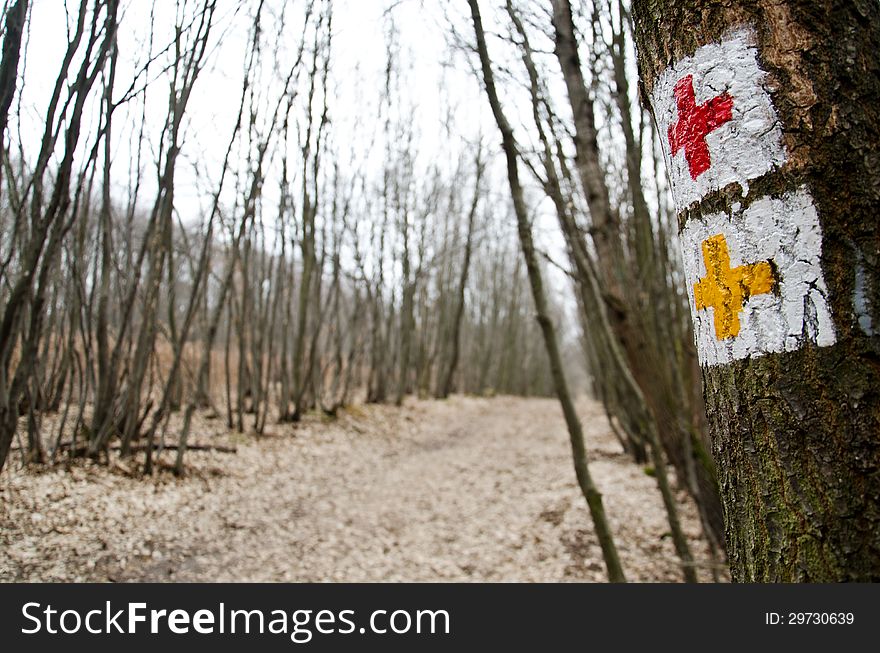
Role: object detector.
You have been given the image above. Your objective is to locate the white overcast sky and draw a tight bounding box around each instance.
[15,0,664,320]
[18,1,501,216]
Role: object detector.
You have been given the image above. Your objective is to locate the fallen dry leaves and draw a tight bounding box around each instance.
[0,396,727,582]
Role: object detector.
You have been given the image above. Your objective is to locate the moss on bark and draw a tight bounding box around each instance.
[631,0,880,581]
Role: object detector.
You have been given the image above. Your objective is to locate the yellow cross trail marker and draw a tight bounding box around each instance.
[693,234,775,340]
[680,189,835,365]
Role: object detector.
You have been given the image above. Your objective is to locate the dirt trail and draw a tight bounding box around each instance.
[1,396,721,582]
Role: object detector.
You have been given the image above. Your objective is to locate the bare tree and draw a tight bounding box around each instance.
[468,0,626,583]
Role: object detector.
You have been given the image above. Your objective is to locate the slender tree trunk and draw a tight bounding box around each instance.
[549,0,622,274]
[0,0,29,197]
[93,32,118,449]
[395,209,413,407]
[468,0,626,583]
[439,150,482,399]
[502,0,696,580]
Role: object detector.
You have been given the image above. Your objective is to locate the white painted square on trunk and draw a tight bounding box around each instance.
[651,28,787,213]
[680,186,836,367]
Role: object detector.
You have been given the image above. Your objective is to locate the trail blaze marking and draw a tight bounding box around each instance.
[667,75,734,180]
[649,28,787,211]
[680,188,836,366]
[654,31,836,366]
[693,234,774,339]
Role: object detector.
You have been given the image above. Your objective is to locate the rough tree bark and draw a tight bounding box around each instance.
[631,0,880,581]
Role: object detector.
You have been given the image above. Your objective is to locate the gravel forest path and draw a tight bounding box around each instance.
[1,396,720,582]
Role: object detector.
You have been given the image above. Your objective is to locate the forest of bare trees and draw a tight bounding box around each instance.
[2,0,877,585]
[0,0,725,584]
[0,0,568,469]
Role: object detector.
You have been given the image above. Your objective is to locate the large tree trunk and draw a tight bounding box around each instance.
[631,0,880,581]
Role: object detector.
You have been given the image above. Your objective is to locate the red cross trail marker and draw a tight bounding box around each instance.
[667,75,734,180]
[649,29,787,211]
